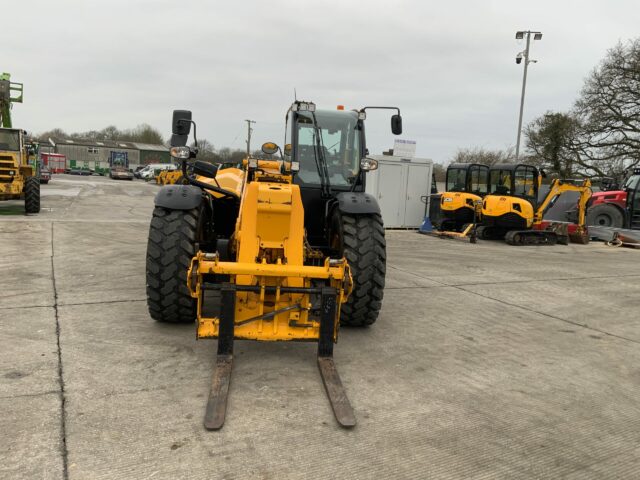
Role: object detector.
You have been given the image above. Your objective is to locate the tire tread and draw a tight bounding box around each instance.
[145,207,198,323]
[338,213,386,327]
[24,176,40,214]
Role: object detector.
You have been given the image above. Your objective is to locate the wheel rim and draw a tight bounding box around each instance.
[595,214,612,226]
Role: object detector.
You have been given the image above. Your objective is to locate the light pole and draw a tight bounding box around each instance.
[245,119,256,157]
[514,30,542,160]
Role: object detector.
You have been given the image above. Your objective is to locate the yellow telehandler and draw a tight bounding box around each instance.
[146,102,402,429]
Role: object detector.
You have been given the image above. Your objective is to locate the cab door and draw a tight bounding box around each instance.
[627,175,640,230]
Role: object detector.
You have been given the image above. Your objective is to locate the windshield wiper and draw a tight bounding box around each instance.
[310,112,332,198]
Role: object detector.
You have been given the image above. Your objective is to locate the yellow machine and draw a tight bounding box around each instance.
[0,73,40,214]
[479,163,592,245]
[146,102,402,429]
[428,162,489,241]
[438,163,489,232]
[155,168,183,185]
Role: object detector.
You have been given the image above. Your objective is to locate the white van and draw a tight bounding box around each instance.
[139,163,177,180]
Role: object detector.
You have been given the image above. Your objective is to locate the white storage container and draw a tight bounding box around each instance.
[365,155,433,228]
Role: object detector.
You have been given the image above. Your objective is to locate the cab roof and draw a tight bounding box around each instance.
[448,163,489,170]
[490,163,539,172]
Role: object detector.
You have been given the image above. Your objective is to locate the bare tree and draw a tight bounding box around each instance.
[99,125,120,141]
[122,124,164,144]
[450,146,515,166]
[432,163,446,182]
[573,38,640,176]
[36,128,68,142]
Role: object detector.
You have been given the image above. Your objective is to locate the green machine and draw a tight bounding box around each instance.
[0,72,40,214]
[0,72,23,128]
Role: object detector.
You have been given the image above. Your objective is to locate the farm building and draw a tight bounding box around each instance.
[41,137,170,174]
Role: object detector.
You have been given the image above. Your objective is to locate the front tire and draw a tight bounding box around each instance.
[586,203,624,228]
[24,176,40,214]
[146,207,200,323]
[331,212,386,327]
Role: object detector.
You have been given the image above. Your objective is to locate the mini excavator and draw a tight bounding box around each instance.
[478,163,592,245]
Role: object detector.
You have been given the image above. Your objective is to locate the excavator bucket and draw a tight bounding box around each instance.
[568,229,590,244]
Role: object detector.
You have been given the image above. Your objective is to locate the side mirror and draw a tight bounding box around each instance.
[261,142,279,155]
[283,144,292,157]
[192,160,218,179]
[391,114,403,135]
[171,110,192,147]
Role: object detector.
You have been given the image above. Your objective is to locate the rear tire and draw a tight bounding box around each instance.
[331,212,386,327]
[587,203,624,228]
[146,207,200,323]
[24,176,40,214]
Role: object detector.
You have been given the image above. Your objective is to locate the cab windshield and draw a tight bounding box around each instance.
[624,174,639,191]
[469,166,489,195]
[446,168,467,192]
[513,165,537,201]
[489,169,513,195]
[295,110,361,187]
[0,129,20,151]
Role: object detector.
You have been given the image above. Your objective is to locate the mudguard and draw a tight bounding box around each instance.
[334,192,381,215]
[154,184,203,210]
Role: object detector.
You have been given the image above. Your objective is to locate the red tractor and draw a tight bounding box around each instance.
[587,168,640,229]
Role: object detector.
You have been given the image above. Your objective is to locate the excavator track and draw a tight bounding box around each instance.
[504,229,559,246]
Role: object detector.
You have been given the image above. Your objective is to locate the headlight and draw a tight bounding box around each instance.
[170,146,191,159]
[292,101,316,112]
[360,158,378,171]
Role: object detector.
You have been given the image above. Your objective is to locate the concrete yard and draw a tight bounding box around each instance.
[1,174,639,480]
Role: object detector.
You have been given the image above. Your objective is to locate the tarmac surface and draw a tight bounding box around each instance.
[1,174,640,480]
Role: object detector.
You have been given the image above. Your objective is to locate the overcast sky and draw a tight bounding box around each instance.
[4,0,639,163]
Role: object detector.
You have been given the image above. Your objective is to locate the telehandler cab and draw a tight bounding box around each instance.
[146,101,402,429]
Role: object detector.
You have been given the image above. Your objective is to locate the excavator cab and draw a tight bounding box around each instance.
[483,163,539,232]
[437,163,489,232]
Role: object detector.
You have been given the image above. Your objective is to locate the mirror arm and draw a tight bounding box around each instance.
[360,106,401,116]
[191,121,198,148]
[175,119,198,148]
